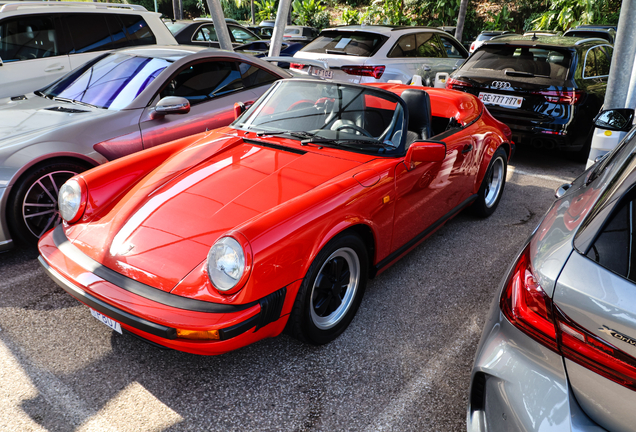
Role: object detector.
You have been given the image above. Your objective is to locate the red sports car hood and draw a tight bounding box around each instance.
[70,137,363,291]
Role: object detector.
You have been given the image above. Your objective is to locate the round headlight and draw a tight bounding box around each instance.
[58,179,83,222]
[207,237,245,292]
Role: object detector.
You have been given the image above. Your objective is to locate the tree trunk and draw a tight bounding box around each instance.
[251,0,256,25]
[455,0,469,43]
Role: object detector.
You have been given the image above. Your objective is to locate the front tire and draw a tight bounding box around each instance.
[470,147,507,218]
[8,160,91,245]
[287,233,368,345]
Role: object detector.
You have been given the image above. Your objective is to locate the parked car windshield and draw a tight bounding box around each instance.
[301,31,388,56]
[41,53,170,110]
[463,45,572,79]
[233,80,406,154]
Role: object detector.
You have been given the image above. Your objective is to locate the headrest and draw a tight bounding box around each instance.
[401,89,431,136]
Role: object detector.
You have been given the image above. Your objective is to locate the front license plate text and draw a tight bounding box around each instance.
[90,308,122,334]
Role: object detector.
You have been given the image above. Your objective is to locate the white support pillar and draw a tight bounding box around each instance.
[205,0,234,51]
[267,0,293,58]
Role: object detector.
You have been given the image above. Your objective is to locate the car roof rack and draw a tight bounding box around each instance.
[0,1,147,13]
[574,37,611,45]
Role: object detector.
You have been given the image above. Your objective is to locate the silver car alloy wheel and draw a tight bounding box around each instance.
[310,247,361,330]
[484,157,504,208]
[22,170,78,238]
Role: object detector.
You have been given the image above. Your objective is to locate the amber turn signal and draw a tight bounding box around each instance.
[176,329,220,340]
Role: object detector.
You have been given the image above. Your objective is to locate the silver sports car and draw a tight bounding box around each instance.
[0,45,291,250]
[468,108,636,431]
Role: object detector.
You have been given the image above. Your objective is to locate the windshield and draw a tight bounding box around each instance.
[464,45,572,80]
[41,53,170,110]
[301,31,388,56]
[233,80,406,154]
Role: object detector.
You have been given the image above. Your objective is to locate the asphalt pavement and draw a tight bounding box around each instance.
[0,147,586,432]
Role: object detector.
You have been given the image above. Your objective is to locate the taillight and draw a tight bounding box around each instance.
[556,308,636,391]
[470,42,475,52]
[502,244,636,391]
[533,89,585,105]
[446,77,472,90]
[341,65,385,79]
[500,246,559,352]
[290,63,306,70]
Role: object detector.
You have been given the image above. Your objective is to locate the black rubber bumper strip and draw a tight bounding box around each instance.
[39,255,178,340]
[51,224,258,313]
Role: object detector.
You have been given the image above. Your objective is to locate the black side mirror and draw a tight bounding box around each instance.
[594,108,635,132]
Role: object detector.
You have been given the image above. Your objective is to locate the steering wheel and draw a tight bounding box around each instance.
[335,124,373,137]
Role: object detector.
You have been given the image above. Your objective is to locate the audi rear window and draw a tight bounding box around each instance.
[300,31,388,56]
[464,45,572,80]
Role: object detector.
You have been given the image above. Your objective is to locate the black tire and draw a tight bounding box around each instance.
[470,147,507,218]
[287,233,369,345]
[7,160,91,245]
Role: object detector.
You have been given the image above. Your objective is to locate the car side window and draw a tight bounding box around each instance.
[194,25,217,42]
[586,194,636,281]
[230,26,259,43]
[0,15,66,61]
[583,46,612,79]
[63,14,114,53]
[438,35,465,59]
[239,62,279,88]
[118,14,156,46]
[160,61,243,105]
[415,33,446,58]
[388,34,416,58]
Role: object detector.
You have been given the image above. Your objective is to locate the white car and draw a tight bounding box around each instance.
[0,1,177,99]
[292,25,467,86]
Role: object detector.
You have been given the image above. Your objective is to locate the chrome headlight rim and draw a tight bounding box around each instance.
[207,236,250,293]
[58,178,86,223]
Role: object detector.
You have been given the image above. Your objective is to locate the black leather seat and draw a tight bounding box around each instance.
[401,89,433,148]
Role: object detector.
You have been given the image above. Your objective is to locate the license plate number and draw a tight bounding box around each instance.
[309,67,333,79]
[479,92,523,108]
[90,308,122,334]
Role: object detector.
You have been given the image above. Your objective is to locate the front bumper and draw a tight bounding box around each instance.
[38,225,295,355]
[468,307,604,431]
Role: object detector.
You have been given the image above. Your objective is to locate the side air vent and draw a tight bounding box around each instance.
[45,107,89,114]
[469,371,487,411]
[257,287,287,330]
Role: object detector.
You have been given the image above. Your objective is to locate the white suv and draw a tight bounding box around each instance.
[0,1,177,98]
[292,25,468,86]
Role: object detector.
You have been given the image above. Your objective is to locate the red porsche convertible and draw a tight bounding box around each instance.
[38,79,512,355]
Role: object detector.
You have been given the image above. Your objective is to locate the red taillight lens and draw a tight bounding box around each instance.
[556,309,636,391]
[502,244,636,391]
[290,63,305,70]
[341,65,385,79]
[470,42,475,52]
[500,246,559,352]
[446,77,472,90]
[533,90,585,105]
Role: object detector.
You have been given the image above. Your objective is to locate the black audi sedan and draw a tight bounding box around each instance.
[166,19,261,49]
[447,35,613,156]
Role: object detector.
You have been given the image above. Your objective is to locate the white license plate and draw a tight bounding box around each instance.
[479,92,523,108]
[90,308,122,334]
[309,67,333,79]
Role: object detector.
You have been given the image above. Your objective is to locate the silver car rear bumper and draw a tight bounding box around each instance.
[468,307,605,431]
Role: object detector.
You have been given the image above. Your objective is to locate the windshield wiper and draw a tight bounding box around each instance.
[34,90,51,99]
[52,96,99,109]
[255,130,317,139]
[504,70,550,78]
[301,136,394,150]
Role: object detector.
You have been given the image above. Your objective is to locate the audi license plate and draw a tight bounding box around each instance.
[309,67,333,79]
[90,308,122,334]
[479,92,523,108]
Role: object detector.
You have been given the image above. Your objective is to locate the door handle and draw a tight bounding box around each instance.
[45,65,64,72]
[462,144,473,154]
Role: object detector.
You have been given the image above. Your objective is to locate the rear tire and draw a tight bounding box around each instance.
[287,233,368,345]
[7,160,91,245]
[470,147,507,218]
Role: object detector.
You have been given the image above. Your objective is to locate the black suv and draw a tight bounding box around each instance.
[447,35,613,154]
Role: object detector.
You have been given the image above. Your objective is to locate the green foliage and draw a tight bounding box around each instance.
[291,0,331,28]
[361,0,410,25]
[341,7,361,25]
[255,0,277,21]
[533,0,619,31]
[484,5,513,31]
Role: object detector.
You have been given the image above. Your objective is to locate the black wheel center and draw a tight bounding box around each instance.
[312,257,351,317]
